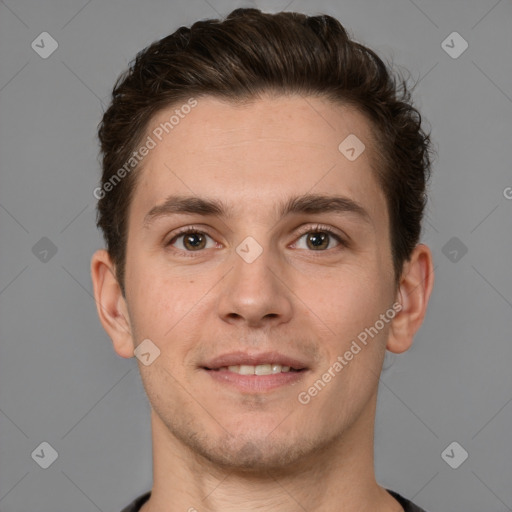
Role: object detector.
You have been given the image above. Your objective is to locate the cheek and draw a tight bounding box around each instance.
[305,270,392,399]
[306,275,390,401]
[126,258,216,355]
[301,265,389,337]
[126,260,179,336]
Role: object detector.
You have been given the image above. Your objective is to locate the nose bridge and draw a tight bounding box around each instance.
[217,239,293,326]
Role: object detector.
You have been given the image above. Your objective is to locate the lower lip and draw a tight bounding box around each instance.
[203,368,307,392]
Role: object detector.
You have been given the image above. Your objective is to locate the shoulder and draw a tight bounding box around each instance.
[386,488,432,512]
[119,490,151,512]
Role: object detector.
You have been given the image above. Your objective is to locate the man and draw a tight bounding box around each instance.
[91,8,434,512]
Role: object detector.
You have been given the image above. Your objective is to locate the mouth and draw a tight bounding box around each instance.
[200,351,309,392]
[205,364,303,375]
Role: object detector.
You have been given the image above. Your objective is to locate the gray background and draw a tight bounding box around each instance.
[0,0,511,511]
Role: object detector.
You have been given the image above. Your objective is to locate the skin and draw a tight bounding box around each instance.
[91,95,434,512]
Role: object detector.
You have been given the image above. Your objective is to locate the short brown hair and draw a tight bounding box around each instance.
[96,8,433,295]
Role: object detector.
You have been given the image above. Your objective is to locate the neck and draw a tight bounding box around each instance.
[140,391,403,512]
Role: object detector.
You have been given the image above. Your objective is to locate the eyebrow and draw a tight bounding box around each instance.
[143,193,371,227]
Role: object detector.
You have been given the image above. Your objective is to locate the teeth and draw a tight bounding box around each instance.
[220,364,295,375]
[239,365,255,375]
[255,364,272,375]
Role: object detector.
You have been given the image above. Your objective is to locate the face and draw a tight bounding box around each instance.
[121,95,398,470]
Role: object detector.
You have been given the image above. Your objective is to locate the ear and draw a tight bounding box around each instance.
[90,249,134,359]
[386,243,434,354]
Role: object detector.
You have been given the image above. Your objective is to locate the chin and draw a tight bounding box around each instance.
[174,421,333,474]
[197,437,308,472]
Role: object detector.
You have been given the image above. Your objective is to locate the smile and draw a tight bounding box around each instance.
[211,364,299,375]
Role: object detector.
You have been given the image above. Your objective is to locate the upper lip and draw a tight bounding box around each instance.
[202,351,309,370]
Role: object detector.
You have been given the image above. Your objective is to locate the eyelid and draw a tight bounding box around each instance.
[164,223,349,253]
[165,225,219,247]
[291,223,348,247]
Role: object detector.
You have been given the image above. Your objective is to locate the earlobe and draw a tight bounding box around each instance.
[386,244,435,354]
[90,249,134,359]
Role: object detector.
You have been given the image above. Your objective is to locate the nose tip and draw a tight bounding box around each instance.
[217,254,293,328]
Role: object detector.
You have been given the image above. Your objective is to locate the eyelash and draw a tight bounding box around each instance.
[293,224,347,250]
[166,224,347,254]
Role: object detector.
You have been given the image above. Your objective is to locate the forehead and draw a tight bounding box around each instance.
[130,95,387,225]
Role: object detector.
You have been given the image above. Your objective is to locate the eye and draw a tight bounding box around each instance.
[294,229,342,251]
[168,230,217,251]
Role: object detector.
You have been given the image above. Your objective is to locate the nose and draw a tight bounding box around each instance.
[216,247,294,329]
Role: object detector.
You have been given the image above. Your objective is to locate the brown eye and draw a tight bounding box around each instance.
[294,230,341,251]
[169,231,215,251]
[183,233,206,250]
[306,232,330,250]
